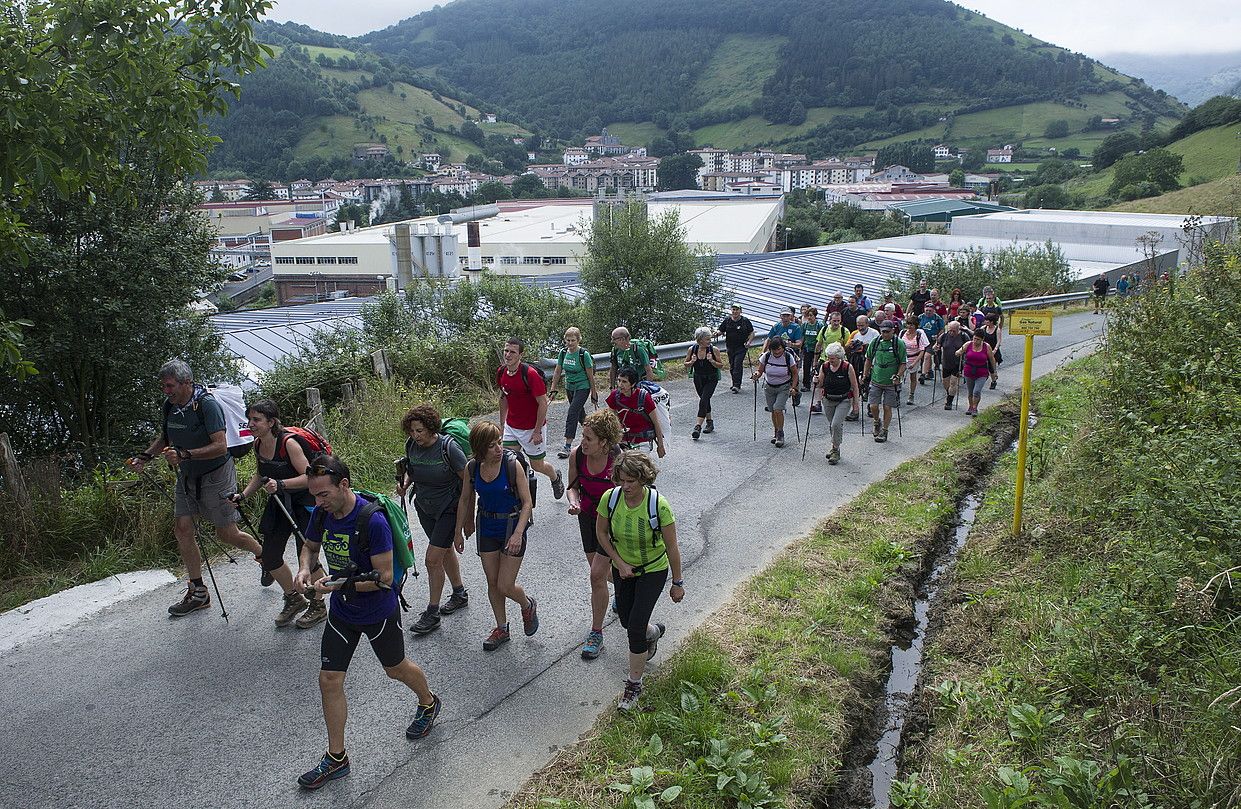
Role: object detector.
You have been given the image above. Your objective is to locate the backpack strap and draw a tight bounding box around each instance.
[645,486,661,538]
[354,497,381,560]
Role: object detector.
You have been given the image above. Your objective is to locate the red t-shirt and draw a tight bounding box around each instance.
[606,388,656,439]
[498,364,546,429]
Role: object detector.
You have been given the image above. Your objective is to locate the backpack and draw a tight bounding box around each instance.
[605,486,666,565]
[631,338,665,381]
[470,449,538,517]
[274,425,332,463]
[309,491,419,610]
[867,337,902,370]
[558,347,589,375]
[162,384,253,460]
[496,362,549,396]
[438,417,472,460]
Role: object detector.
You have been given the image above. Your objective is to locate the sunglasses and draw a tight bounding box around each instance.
[308,460,346,478]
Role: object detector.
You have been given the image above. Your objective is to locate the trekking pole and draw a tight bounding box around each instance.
[791,388,801,442]
[260,478,312,547]
[800,395,813,461]
[197,534,229,621]
[752,378,758,442]
[224,491,264,549]
[138,465,237,563]
[895,384,903,438]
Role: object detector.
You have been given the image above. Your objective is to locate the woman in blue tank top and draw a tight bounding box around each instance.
[455,420,538,651]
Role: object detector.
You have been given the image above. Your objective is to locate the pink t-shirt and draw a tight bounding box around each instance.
[901,329,929,365]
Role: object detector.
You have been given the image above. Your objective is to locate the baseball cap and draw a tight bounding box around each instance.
[879,320,895,331]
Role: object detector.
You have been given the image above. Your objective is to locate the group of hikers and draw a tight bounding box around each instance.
[126,279,1019,791]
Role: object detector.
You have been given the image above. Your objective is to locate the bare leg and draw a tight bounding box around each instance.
[319,670,348,754]
[383,659,433,704]
[587,552,610,629]
[479,551,508,627]
[628,651,649,683]
[425,545,448,605]
[174,516,202,580]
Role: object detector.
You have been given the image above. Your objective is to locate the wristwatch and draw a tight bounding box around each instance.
[672,579,685,587]
[175,447,191,461]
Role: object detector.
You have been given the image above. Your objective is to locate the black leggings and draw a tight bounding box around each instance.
[693,373,719,419]
[613,566,668,654]
[258,495,313,572]
[563,387,590,440]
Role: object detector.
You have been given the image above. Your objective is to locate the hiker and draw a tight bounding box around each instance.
[752,335,799,447]
[978,286,1003,326]
[593,450,683,711]
[608,327,654,388]
[549,327,598,459]
[762,309,803,353]
[398,405,471,637]
[882,291,904,321]
[799,307,820,391]
[455,420,539,651]
[853,283,873,314]
[825,291,846,316]
[715,304,754,394]
[957,328,998,416]
[927,287,948,318]
[497,336,565,500]
[684,327,724,440]
[917,302,945,382]
[1092,273,1109,313]
[1116,274,1130,297]
[127,359,263,618]
[566,409,624,660]
[231,400,327,629]
[606,367,667,456]
[294,455,441,790]
[937,319,967,410]
[811,312,850,414]
[947,288,964,319]
[863,320,907,443]
[846,315,878,398]
[963,301,984,331]
[980,314,1003,389]
[900,318,930,405]
[814,342,861,465]
[841,296,861,331]
[910,279,931,316]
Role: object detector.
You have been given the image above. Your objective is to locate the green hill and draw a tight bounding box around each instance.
[1066,123,1241,200]
[1109,175,1241,216]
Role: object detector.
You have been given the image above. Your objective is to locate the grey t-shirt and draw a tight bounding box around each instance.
[406,436,468,516]
[163,392,228,479]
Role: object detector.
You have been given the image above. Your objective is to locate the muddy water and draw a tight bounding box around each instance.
[866,492,983,808]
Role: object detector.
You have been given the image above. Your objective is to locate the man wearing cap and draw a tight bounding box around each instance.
[862,320,907,443]
[762,309,803,354]
[716,304,754,394]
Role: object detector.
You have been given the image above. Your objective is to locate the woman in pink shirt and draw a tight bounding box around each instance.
[900,318,929,405]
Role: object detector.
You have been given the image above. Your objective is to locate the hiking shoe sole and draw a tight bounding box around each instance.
[552,472,565,500]
[298,755,350,790]
[522,596,540,636]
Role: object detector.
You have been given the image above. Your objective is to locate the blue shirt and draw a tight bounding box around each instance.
[316,495,398,624]
[767,322,803,345]
[919,312,945,341]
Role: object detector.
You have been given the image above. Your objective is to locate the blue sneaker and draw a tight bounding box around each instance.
[581,630,604,660]
[406,694,442,739]
[298,752,349,790]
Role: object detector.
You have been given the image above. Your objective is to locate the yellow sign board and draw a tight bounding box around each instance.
[1009,309,1054,336]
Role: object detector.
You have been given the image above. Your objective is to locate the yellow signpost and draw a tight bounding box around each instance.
[1009,310,1054,535]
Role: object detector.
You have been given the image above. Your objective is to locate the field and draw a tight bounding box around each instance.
[600,122,665,148]
[692,105,869,149]
[693,34,787,113]
[1110,174,1241,215]
[1068,123,1241,201]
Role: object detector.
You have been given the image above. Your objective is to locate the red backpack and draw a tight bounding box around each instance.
[275,426,332,461]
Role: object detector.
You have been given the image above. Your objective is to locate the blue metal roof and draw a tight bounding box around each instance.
[212,299,370,377]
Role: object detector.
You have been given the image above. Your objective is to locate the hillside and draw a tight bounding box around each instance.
[1065,122,1241,200]
[1110,175,1241,216]
[1102,50,1241,106]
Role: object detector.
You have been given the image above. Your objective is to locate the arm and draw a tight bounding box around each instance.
[498,391,510,427]
[454,463,476,552]
[533,392,549,435]
[752,355,766,380]
[506,457,533,555]
[646,398,666,458]
[664,521,683,603]
[263,436,310,496]
[566,448,582,514]
[683,346,696,368]
[294,537,326,590]
[710,346,724,368]
[585,362,598,404]
[164,429,227,469]
[549,361,564,397]
[847,364,861,412]
[128,433,169,471]
[985,343,998,375]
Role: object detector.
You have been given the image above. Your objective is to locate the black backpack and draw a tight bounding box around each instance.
[496,362,550,395]
[469,449,538,517]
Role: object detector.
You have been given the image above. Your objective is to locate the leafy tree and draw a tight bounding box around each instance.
[906,243,1072,304]
[1044,119,1069,139]
[1109,148,1183,196]
[242,179,276,200]
[460,119,485,146]
[961,148,986,171]
[1024,183,1070,209]
[779,209,821,249]
[1032,159,1079,185]
[511,174,550,198]
[209,185,225,202]
[787,100,807,126]
[579,202,722,348]
[0,313,37,381]
[474,180,513,203]
[657,153,704,191]
[875,142,935,173]
[1092,132,1141,170]
[949,168,966,187]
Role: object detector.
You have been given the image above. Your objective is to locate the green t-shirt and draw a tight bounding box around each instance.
[162,392,228,478]
[866,337,907,386]
[602,486,675,572]
[801,319,820,352]
[557,347,595,391]
[611,344,650,378]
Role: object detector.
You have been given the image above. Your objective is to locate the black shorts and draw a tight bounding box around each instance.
[478,526,528,557]
[320,607,405,672]
[416,503,457,550]
[578,510,601,555]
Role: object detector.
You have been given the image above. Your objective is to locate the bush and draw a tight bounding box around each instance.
[906,243,1073,302]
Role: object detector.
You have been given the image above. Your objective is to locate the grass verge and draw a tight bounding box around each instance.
[508,399,1020,809]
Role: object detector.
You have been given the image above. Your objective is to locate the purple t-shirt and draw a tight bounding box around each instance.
[316,495,397,624]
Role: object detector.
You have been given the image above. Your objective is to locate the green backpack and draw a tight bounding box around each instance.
[439,417,472,460]
[631,338,666,381]
[349,490,419,609]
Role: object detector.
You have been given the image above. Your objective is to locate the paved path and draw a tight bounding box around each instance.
[0,312,1103,809]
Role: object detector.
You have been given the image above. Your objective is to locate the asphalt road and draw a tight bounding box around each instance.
[0,311,1104,809]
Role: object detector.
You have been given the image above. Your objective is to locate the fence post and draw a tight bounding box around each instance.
[305,388,327,439]
[372,349,392,381]
[340,383,355,410]
[355,377,368,401]
[0,432,33,522]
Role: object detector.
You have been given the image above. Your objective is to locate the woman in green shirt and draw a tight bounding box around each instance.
[594,450,684,711]
[550,326,598,459]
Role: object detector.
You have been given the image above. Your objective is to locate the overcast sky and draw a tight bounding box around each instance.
[267,0,1240,56]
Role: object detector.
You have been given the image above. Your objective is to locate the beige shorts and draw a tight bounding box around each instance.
[173,460,240,527]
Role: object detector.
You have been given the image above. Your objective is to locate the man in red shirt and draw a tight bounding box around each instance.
[497,337,565,498]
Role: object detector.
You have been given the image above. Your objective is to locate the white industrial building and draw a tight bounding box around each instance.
[270,196,783,304]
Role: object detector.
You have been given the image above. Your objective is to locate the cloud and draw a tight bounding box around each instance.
[267,0,440,37]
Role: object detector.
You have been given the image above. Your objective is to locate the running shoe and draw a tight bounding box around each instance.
[168,584,210,617]
[774,431,785,448]
[406,694,442,739]
[943,400,953,411]
[875,430,887,444]
[260,569,274,587]
[810,404,822,414]
[646,623,666,661]
[907,396,915,405]
[522,596,540,636]
[581,630,604,660]
[483,625,511,651]
[730,386,739,394]
[274,591,309,627]
[296,597,327,629]
[618,679,643,711]
[845,412,859,422]
[298,752,350,790]
[439,590,469,615]
[703,419,714,434]
[557,444,571,459]
[990,379,997,390]
[552,471,565,500]
[410,609,441,636]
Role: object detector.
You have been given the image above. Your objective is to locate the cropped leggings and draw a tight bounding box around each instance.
[563,387,590,440]
[258,494,314,572]
[613,566,668,654]
[693,373,719,419]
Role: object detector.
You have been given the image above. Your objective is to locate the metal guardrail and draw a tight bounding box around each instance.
[999,291,1091,310]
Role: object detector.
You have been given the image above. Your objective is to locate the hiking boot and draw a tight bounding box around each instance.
[410,609,441,636]
[907,395,915,405]
[439,589,469,615]
[557,443,571,459]
[989,379,997,390]
[581,630,604,660]
[875,429,887,443]
[730,386,739,394]
[260,569,274,587]
[827,447,840,465]
[275,591,309,627]
[703,419,714,434]
[521,596,540,636]
[646,623,666,661]
[551,471,565,500]
[168,584,210,617]
[810,404,822,414]
[296,597,327,629]
[692,424,701,440]
[618,679,643,711]
[298,752,349,790]
[845,412,859,422]
[406,694,442,739]
[944,399,953,410]
[483,625,511,651]
[774,431,785,448]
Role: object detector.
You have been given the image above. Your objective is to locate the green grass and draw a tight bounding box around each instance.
[302,44,359,61]
[1068,123,1241,203]
[508,404,1015,809]
[1110,174,1241,215]
[602,122,666,147]
[693,34,787,113]
[692,106,868,150]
